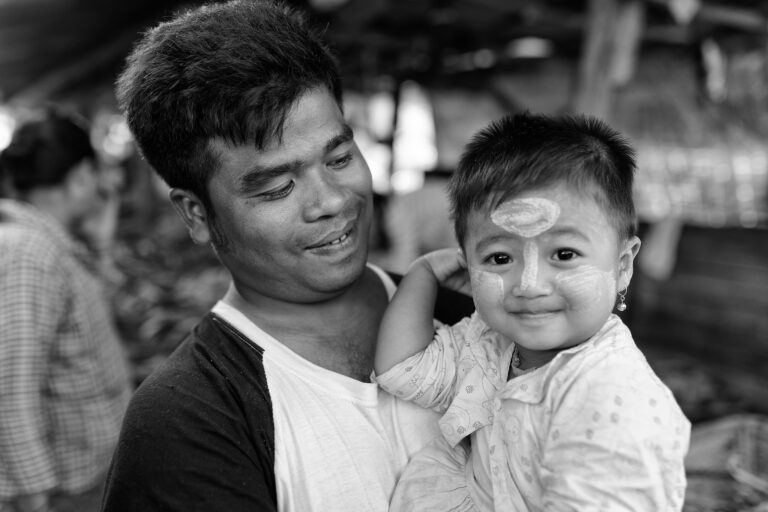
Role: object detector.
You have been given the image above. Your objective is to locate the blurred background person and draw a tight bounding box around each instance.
[0,107,132,512]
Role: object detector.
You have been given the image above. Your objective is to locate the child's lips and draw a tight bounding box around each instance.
[514,310,560,322]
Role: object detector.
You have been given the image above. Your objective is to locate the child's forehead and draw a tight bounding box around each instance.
[484,181,605,215]
[467,182,615,237]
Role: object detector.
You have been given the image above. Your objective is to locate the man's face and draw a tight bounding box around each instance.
[201,87,373,304]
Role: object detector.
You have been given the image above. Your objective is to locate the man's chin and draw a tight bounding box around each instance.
[309,250,369,296]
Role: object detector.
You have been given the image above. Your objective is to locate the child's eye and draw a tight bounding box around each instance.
[485,253,511,265]
[328,153,353,169]
[259,180,294,200]
[555,248,578,261]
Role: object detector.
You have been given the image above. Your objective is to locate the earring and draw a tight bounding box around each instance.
[616,289,627,312]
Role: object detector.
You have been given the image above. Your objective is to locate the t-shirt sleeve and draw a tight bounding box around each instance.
[100,355,277,511]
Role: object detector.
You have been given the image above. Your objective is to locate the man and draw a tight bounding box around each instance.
[0,108,133,512]
[101,1,472,511]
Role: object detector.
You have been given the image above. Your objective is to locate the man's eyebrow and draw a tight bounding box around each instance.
[239,161,299,192]
[324,123,354,153]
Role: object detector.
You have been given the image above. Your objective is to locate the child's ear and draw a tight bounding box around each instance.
[617,236,641,291]
[169,188,212,246]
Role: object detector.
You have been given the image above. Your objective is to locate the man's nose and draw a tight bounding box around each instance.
[303,168,346,221]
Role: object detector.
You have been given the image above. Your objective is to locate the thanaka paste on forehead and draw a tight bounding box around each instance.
[490,197,561,238]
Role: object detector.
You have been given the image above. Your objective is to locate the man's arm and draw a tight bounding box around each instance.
[101,378,277,511]
[375,249,468,375]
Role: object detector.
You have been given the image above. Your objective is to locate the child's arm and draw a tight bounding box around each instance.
[375,248,468,375]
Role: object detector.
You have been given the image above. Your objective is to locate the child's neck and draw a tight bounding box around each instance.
[515,346,559,371]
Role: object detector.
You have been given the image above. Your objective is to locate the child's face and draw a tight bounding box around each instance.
[463,182,639,358]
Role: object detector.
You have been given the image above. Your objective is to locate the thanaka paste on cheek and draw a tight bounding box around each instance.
[469,267,505,304]
[491,198,561,292]
[554,265,617,311]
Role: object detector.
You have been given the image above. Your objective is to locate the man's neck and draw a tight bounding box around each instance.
[222,267,390,381]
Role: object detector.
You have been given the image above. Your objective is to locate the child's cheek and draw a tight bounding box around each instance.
[469,267,505,307]
[554,265,616,311]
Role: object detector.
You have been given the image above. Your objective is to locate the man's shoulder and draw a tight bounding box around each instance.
[103,312,277,511]
[131,313,272,421]
[146,312,266,376]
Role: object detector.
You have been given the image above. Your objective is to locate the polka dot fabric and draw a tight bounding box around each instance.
[378,314,691,511]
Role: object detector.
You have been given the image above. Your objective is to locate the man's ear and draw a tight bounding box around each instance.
[169,188,212,245]
[617,235,641,291]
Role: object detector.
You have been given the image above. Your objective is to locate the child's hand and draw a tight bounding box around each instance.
[417,248,472,296]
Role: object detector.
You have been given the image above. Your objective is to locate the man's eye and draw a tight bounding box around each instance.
[486,253,511,265]
[259,180,294,200]
[555,248,578,261]
[328,153,352,169]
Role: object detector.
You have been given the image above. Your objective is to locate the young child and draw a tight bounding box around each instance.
[374,112,691,511]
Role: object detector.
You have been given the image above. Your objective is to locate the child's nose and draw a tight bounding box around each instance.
[511,241,552,297]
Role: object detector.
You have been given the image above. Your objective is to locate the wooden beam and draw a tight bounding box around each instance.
[573,0,646,118]
[646,0,766,32]
[697,3,766,32]
[612,0,645,86]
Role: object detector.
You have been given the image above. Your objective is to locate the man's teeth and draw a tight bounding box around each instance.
[326,232,349,246]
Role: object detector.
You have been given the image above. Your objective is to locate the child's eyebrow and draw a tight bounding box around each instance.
[546,225,590,241]
[474,234,512,253]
